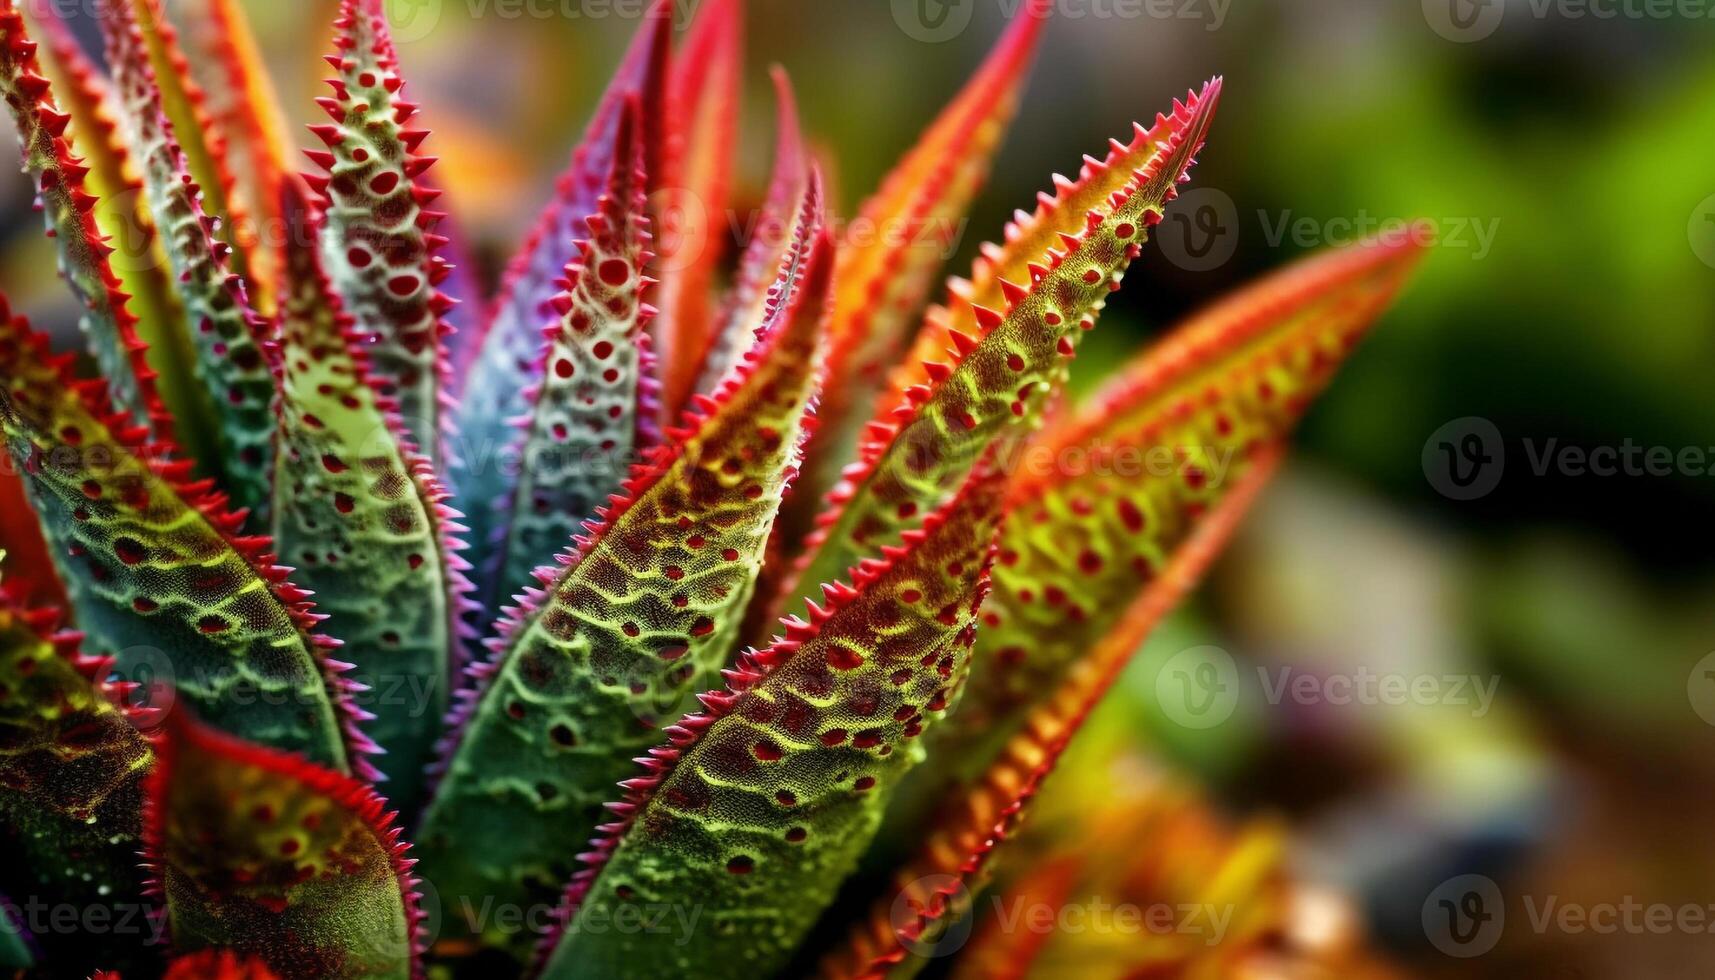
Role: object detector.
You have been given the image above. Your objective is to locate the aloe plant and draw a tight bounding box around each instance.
[0,1,1426,977]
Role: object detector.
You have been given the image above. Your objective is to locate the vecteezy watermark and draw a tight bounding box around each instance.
[443,893,703,945]
[889,874,1236,961]
[1424,875,1715,958]
[1153,646,1500,728]
[0,897,170,947]
[1687,651,1715,726]
[1423,0,1715,43]
[1423,417,1715,500]
[1155,192,1492,272]
[1690,194,1715,269]
[1423,874,1505,957]
[1421,416,1505,501]
[890,0,1229,43]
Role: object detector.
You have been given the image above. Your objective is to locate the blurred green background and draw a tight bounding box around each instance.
[5,0,1714,975]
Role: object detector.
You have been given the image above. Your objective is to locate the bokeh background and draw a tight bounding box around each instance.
[5,0,1714,975]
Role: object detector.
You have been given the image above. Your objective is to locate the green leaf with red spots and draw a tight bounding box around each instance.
[415,193,830,959]
[807,0,1047,496]
[482,100,657,624]
[776,79,1221,625]
[534,461,1005,980]
[0,2,168,437]
[309,0,459,466]
[960,235,1426,741]
[270,180,471,818]
[144,710,423,979]
[0,300,361,774]
[24,5,212,468]
[819,450,1283,980]
[0,587,154,971]
[102,0,279,520]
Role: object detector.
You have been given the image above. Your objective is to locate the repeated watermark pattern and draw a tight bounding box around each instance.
[1155,190,1495,272]
[890,0,1229,43]
[1424,874,1715,959]
[1422,0,1715,42]
[1153,645,1500,729]
[1422,417,1715,500]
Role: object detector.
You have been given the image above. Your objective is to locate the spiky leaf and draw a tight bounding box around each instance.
[453,9,668,599]
[535,463,1005,979]
[0,3,166,435]
[104,0,278,519]
[0,588,153,969]
[25,5,210,465]
[416,201,830,958]
[485,101,657,618]
[811,0,1046,483]
[691,69,813,394]
[144,711,423,979]
[820,450,1281,980]
[0,301,357,772]
[270,181,469,817]
[310,0,459,464]
[653,0,741,418]
[780,79,1221,619]
[963,235,1425,733]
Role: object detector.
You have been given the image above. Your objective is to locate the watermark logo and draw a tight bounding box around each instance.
[1422,416,1504,501]
[387,0,445,44]
[1688,651,1715,726]
[1689,194,1715,269]
[1423,874,1505,957]
[1154,645,1240,729]
[1156,187,1239,272]
[892,0,977,42]
[1423,0,1505,41]
[891,875,976,959]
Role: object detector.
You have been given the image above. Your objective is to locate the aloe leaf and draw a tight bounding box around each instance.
[103,0,279,520]
[271,180,471,818]
[484,100,658,622]
[0,587,154,970]
[809,0,1047,488]
[0,299,361,773]
[653,0,741,418]
[122,0,252,285]
[144,710,424,979]
[25,6,211,466]
[416,194,830,958]
[452,6,669,603]
[534,461,1007,979]
[308,0,460,466]
[691,68,813,394]
[777,79,1221,622]
[961,235,1427,739]
[819,451,1281,980]
[0,2,169,436]
[168,0,297,313]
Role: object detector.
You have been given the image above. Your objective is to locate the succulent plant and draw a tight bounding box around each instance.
[0,0,1425,977]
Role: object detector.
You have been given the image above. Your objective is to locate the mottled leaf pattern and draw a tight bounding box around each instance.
[144,711,423,979]
[963,236,1425,732]
[487,102,657,618]
[782,80,1221,618]
[104,0,279,519]
[310,0,458,465]
[536,462,1005,979]
[271,181,470,816]
[821,450,1281,980]
[0,3,166,435]
[0,301,356,772]
[416,204,830,957]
